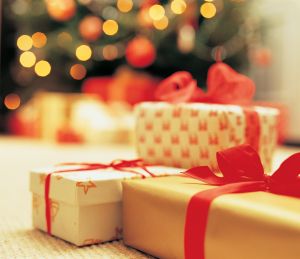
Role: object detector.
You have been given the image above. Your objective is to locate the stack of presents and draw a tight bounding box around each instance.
[30,63,300,259]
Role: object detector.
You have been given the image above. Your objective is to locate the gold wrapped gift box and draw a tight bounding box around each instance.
[123,176,300,259]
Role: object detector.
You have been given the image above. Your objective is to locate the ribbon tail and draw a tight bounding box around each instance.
[44,173,52,235]
[183,166,226,185]
[184,181,265,259]
[271,152,300,182]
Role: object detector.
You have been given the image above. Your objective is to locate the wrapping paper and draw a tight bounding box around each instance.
[135,102,279,172]
[30,165,182,246]
[123,176,300,259]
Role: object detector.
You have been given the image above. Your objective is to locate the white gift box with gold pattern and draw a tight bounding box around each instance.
[30,164,182,246]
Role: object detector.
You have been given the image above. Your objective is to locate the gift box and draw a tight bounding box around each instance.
[29,160,182,246]
[135,63,280,172]
[135,102,279,172]
[123,145,300,259]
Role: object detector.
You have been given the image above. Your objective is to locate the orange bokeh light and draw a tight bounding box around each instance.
[70,64,87,80]
[4,94,21,110]
[32,32,47,48]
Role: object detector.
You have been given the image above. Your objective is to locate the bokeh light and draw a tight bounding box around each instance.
[153,16,169,30]
[76,44,92,61]
[102,6,119,20]
[70,64,87,80]
[149,4,165,21]
[4,94,21,110]
[102,44,118,60]
[170,0,187,15]
[17,35,33,51]
[117,0,133,13]
[19,51,36,68]
[57,32,73,47]
[32,32,47,48]
[200,2,217,19]
[138,8,153,28]
[34,60,51,77]
[103,20,119,36]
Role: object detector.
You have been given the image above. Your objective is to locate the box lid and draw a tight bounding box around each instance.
[30,164,183,206]
[135,102,279,117]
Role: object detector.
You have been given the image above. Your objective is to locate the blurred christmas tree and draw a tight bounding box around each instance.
[1,0,268,129]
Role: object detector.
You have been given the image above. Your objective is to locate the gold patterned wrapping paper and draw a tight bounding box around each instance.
[30,165,182,246]
[123,176,300,259]
[135,102,279,172]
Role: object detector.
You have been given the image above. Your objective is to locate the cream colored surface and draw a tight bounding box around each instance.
[0,137,153,258]
[123,162,300,259]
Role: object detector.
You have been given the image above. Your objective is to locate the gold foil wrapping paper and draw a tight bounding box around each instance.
[123,176,300,259]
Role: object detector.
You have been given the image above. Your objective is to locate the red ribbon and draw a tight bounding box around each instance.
[44,159,154,235]
[155,62,255,105]
[183,144,300,259]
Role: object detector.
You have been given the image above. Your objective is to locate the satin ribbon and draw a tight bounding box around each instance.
[155,63,261,150]
[44,159,154,235]
[155,62,255,105]
[183,144,300,259]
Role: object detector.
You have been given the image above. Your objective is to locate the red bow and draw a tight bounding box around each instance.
[184,145,300,259]
[155,62,255,105]
[184,144,300,198]
[45,159,153,235]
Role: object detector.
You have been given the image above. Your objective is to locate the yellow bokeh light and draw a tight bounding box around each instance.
[70,64,87,80]
[19,51,36,68]
[170,0,186,15]
[153,16,169,30]
[200,2,217,19]
[103,20,119,36]
[76,44,92,61]
[17,35,33,51]
[149,4,165,21]
[32,32,47,48]
[4,94,21,110]
[103,44,118,60]
[35,60,51,77]
[117,0,133,13]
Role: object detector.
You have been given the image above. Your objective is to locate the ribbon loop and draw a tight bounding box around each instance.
[216,144,265,182]
[155,62,256,104]
[184,144,300,192]
[271,152,300,182]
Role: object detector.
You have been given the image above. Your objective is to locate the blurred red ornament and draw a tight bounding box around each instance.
[140,0,158,8]
[251,48,272,67]
[7,111,39,137]
[137,8,153,28]
[46,0,76,22]
[125,37,156,68]
[82,67,159,105]
[81,77,114,102]
[56,125,83,144]
[79,16,103,42]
